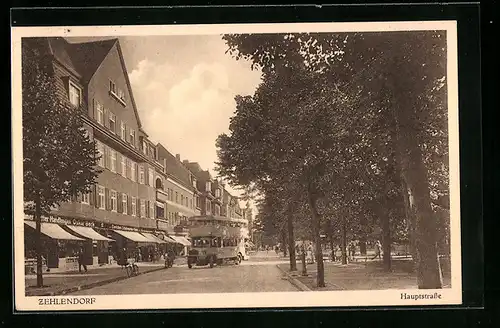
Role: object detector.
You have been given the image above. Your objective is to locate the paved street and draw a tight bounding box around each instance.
[73,252,298,295]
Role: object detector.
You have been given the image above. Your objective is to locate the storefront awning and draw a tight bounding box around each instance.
[25,221,84,241]
[141,233,167,244]
[65,225,114,242]
[170,235,191,246]
[112,230,153,243]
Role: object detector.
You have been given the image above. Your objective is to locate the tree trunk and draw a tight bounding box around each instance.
[287,214,297,271]
[328,219,335,260]
[281,229,287,257]
[307,187,325,288]
[35,198,43,287]
[340,216,347,265]
[391,91,443,289]
[381,208,392,271]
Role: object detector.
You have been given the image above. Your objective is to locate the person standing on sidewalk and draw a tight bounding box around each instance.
[372,240,382,260]
[77,248,87,273]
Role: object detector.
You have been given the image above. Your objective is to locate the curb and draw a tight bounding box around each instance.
[275,264,312,292]
[27,266,166,297]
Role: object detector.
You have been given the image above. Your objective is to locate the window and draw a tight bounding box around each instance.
[140,199,146,218]
[131,197,136,217]
[148,168,154,187]
[69,82,81,107]
[139,166,145,184]
[118,88,125,101]
[122,194,128,215]
[190,199,193,209]
[120,121,126,140]
[110,150,117,173]
[97,186,105,210]
[110,190,117,212]
[109,80,116,94]
[109,112,116,133]
[206,201,211,213]
[206,181,211,192]
[81,192,90,204]
[196,196,200,208]
[215,189,221,198]
[129,129,136,147]
[142,140,147,155]
[131,161,136,182]
[96,141,105,167]
[169,189,173,201]
[149,202,154,219]
[181,195,184,206]
[192,178,196,187]
[156,205,164,219]
[121,155,126,177]
[175,192,179,203]
[96,101,104,125]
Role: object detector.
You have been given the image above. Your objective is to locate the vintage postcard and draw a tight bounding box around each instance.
[12,21,461,311]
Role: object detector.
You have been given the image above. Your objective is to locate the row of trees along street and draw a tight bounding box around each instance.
[22,39,101,287]
[215,32,450,289]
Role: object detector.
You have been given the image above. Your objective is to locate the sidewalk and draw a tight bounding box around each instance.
[25,258,186,296]
[277,258,452,291]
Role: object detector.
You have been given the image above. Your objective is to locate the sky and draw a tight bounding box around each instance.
[68,35,262,212]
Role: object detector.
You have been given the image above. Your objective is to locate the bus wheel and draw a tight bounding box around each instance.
[209,256,215,268]
[187,261,193,269]
[235,254,242,265]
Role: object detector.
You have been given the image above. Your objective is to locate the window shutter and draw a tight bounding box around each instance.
[104,108,110,128]
[128,197,132,215]
[104,146,109,169]
[96,188,101,209]
[105,188,109,210]
[147,200,150,218]
[92,99,96,120]
[117,193,122,213]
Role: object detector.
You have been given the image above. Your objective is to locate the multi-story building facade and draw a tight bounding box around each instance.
[182,162,222,217]
[156,150,201,234]
[22,37,181,270]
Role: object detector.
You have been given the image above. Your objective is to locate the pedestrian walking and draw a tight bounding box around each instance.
[372,240,382,260]
[77,247,87,273]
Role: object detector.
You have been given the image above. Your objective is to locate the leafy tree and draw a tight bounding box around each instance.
[22,38,101,287]
[220,31,448,289]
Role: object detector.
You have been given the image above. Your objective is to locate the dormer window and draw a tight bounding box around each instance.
[109,80,116,94]
[109,80,127,106]
[69,81,81,108]
[206,181,211,192]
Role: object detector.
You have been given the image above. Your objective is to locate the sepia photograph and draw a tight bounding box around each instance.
[12,21,461,310]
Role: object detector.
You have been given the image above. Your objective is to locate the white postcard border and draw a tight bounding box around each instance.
[12,21,461,311]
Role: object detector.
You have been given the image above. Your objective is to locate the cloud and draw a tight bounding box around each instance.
[129,52,261,179]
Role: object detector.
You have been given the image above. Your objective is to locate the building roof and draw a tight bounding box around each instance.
[45,37,143,129]
[156,144,194,191]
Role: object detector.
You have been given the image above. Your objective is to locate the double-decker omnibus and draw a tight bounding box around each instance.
[187,215,248,268]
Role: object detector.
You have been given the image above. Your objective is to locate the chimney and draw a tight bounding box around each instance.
[183,160,189,164]
[176,154,181,161]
